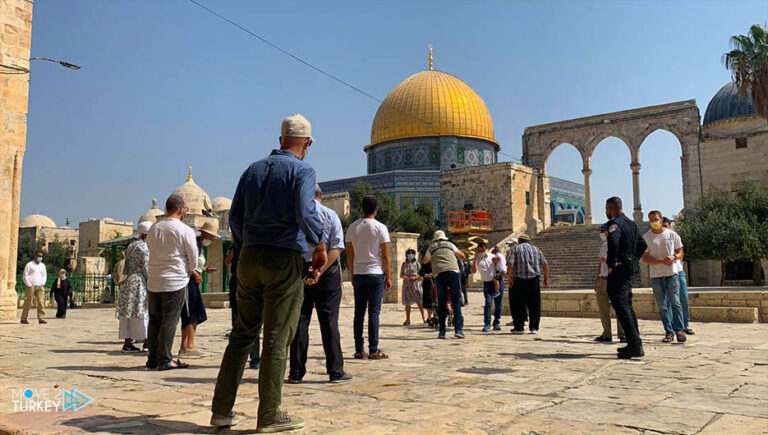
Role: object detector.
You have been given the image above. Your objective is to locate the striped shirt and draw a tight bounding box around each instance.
[507,243,548,280]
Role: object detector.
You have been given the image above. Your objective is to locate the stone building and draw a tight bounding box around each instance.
[76,217,133,274]
[17,213,78,269]
[320,50,585,222]
[0,0,33,322]
[322,191,350,218]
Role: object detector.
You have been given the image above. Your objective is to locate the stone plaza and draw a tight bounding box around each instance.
[1,292,767,434]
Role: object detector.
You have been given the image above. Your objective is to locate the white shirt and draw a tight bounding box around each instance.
[673,259,683,274]
[345,218,390,275]
[475,251,496,282]
[494,252,507,274]
[642,229,683,278]
[146,218,198,292]
[23,261,47,287]
[303,200,345,262]
[598,242,609,277]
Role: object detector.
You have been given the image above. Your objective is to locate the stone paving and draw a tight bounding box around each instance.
[1,292,767,434]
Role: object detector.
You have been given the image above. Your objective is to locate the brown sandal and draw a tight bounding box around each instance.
[662,333,673,343]
[368,350,388,360]
[353,351,368,359]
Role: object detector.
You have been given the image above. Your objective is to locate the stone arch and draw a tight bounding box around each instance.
[523,100,700,224]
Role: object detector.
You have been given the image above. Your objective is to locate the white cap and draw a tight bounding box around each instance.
[281,113,313,141]
[137,221,152,235]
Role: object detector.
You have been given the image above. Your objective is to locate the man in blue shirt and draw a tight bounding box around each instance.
[212,114,328,433]
[288,185,351,385]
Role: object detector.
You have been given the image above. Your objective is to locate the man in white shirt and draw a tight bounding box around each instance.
[642,210,686,343]
[21,252,47,324]
[345,195,391,360]
[472,242,503,332]
[594,225,623,342]
[145,194,199,370]
[662,217,694,335]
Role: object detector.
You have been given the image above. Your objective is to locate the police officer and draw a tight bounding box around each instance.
[604,196,648,359]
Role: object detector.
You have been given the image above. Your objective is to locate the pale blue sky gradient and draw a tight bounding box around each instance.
[21,0,766,226]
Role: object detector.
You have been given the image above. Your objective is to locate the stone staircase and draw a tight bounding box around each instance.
[531,223,648,289]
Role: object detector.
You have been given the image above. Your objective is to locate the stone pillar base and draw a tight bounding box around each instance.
[0,286,18,323]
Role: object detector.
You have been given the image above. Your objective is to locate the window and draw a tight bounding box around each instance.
[525,192,530,205]
[735,137,747,149]
[463,203,474,211]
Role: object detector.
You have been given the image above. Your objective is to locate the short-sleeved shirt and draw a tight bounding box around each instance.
[598,242,609,277]
[423,240,460,276]
[303,200,345,262]
[345,218,390,275]
[494,252,507,275]
[475,251,497,282]
[642,229,683,278]
[507,243,548,280]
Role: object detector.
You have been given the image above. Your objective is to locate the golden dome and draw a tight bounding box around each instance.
[171,167,212,216]
[19,214,56,228]
[369,69,497,149]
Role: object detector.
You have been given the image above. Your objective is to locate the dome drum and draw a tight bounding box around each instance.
[366,136,497,174]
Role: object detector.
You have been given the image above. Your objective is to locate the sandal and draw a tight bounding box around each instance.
[158,359,189,371]
[368,350,388,360]
[403,320,410,326]
[684,327,695,335]
[662,333,673,343]
[353,351,368,360]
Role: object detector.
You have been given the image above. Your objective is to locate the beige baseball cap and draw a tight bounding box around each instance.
[281,113,313,141]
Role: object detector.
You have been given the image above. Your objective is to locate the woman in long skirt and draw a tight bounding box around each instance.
[401,248,425,326]
[116,222,151,353]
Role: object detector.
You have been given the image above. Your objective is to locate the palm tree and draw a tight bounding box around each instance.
[723,24,768,121]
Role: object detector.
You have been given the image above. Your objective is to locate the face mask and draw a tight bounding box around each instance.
[406,254,415,261]
[35,257,42,263]
[650,221,662,230]
[600,233,607,242]
[59,274,66,279]
[201,239,212,247]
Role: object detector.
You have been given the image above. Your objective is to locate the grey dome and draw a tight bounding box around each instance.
[703,82,756,126]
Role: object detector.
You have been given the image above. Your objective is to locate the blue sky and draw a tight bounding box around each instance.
[21,0,765,226]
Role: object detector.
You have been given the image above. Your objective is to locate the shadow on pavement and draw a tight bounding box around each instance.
[498,352,612,360]
[60,414,226,434]
[51,365,221,372]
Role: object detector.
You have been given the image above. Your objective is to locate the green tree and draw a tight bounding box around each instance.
[723,24,768,120]
[16,232,44,275]
[676,182,768,285]
[16,234,73,276]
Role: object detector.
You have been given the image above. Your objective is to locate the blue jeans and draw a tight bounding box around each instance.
[651,275,684,334]
[352,274,385,354]
[483,279,503,328]
[666,271,690,327]
[435,271,464,334]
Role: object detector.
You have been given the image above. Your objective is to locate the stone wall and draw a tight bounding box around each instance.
[323,192,350,218]
[78,219,133,257]
[383,232,419,304]
[204,239,225,292]
[0,0,33,321]
[501,289,768,323]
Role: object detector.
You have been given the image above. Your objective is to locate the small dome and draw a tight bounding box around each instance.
[703,82,756,126]
[369,68,497,149]
[19,214,56,228]
[211,197,232,212]
[171,166,212,216]
[139,198,164,223]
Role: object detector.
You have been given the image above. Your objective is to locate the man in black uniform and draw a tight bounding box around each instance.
[604,197,648,359]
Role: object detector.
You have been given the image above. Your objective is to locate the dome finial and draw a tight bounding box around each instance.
[187,165,193,182]
[152,198,158,209]
[428,44,434,71]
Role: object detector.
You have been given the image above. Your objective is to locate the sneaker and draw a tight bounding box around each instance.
[455,331,465,339]
[482,326,491,332]
[617,347,645,359]
[211,412,239,428]
[256,411,305,433]
[249,361,261,370]
[493,325,501,331]
[437,332,446,339]
[20,319,29,324]
[286,376,302,384]
[38,320,47,324]
[529,330,538,334]
[329,373,353,383]
[510,329,525,334]
[594,336,613,343]
[122,345,141,353]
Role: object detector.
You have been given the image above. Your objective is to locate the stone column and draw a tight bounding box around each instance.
[581,168,593,224]
[383,232,419,304]
[0,0,33,322]
[630,161,643,223]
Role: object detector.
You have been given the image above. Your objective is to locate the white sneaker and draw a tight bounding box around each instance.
[211,412,238,428]
[529,329,538,334]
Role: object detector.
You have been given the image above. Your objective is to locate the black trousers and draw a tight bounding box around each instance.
[607,265,643,349]
[230,269,260,364]
[289,262,344,380]
[53,291,67,318]
[146,288,185,367]
[512,277,541,331]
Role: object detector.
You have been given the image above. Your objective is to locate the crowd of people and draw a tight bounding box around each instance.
[16,113,697,433]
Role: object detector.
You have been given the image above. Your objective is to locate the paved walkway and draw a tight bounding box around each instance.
[1,293,767,434]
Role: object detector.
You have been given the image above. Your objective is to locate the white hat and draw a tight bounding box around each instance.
[281,113,313,141]
[432,230,448,241]
[137,221,152,235]
[507,237,518,245]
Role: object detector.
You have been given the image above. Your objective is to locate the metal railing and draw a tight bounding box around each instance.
[16,273,115,305]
